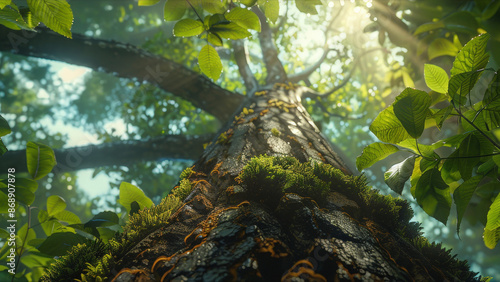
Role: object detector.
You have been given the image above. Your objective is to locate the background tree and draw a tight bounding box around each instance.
[0,0,499,280]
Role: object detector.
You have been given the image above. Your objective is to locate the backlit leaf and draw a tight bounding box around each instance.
[138,0,160,6]
[210,22,251,40]
[370,106,412,143]
[198,44,222,80]
[27,0,73,38]
[448,70,484,105]
[173,18,204,37]
[428,38,459,60]
[484,227,500,249]
[451,33,489,76]
[225,7,260,32]
[202,0,227,14]
[259,0,279,23]
[47,195,66,217]
[118,182,154,214]
[356,142,399,171]
[424,64,449,94]
[164,0,186,21]
[486,193,500,231]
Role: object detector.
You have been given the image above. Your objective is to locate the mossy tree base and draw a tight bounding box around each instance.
[43,85,479,281]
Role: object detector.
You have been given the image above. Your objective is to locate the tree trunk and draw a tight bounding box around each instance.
[62,85,477,282]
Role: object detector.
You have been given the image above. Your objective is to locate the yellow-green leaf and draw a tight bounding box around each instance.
[370,106,412,143]
[198,44,222,80]
[451,33,490,76]
[259,0,279,23]
[173,18,204,37]
[164,0,187,21]
[118,182,154,214]
[47,195,66,217]
[27,0,73,38]
[484,227,500,249]
[486,193,500,231]
[138,0,161,6]
[424,64,449,94]
[356,142,399,171]
[428,38,459,60]
[225,7,260,32]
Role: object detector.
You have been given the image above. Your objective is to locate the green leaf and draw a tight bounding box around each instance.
[225,7,261,32]
[26,141,57,180]
[413,21,444,35]
[163,0,187,21]
[369,106,412,143]
[432,105,453,129]
[259,0,279,23]
[384,156,415,194]
[393,88,432,139]
[138,0,161,6]
[441,150,462,184]
[37,232,87,256]
[13,187,35,206]
[453,175,482,234]
[198,44,222,80]
[84,211,119,228]
[458,134,481,180]
[448,70,484,105]
[210,22,252,40]
[54,210,81,224]
[17,223,36,249]
[356,142,399,171]
[239,0,258,7]
[47,195,66,216]
[484,227,500,249]
[415,168,452,224]
[0,139,6,156]
[0,5,31,30]
[173,18,204,37]
[118,182,154,214]
[451,33,490,76]
[27,0,73,38]
[0,1,11,9]
[486,193,500,228]
[202,0,227,14]
[482,0,500,20]
[428,38,459,60]
[295,0,322,15]
[207,33,223,46]
[443,11,479,34]
[424,64,449,94]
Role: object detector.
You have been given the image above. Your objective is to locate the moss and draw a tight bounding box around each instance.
[41,174,195,281]
[271,128,281,137]
[180,166,193,180]
[238,156,412,232]
[40,240,108,282]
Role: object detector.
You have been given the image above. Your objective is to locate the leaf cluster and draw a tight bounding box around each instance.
[357,33,500,249]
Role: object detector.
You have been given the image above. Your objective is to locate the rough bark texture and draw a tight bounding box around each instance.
[0,134,211,174]
[105,85,477,282]
[0,26,242,121]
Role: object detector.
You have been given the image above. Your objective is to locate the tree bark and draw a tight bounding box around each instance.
[102,86,478,282]
[0,134,211,174]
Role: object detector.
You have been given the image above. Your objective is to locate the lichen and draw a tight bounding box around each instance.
[271,128,281,137]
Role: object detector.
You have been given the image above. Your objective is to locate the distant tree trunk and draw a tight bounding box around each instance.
[108,85,478,281]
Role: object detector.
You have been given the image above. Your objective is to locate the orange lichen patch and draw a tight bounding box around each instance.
[317,152,326,163]
[216,128,234,144]
[255,238,289,258]
[151,256,171,273]
[281,260,327,282]
[286,135,299,143]
[308,142,313,148]
[111,268,148,282]
[225,186,235,196]
[184,205,242,245]
[249,117,258,123]
[259,109,269,116]
[192,179,212,194]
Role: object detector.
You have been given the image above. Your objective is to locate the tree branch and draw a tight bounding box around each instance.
[232,40,259,92]
[288,45,332,83]
[0,134,213,174]
[252,6,287,85]
[0,26,243,121]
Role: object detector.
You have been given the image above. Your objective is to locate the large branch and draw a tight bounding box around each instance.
[0,26,243,121]
[233,40,259,92]
[252,7,287,85]
[0,134,213,174]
